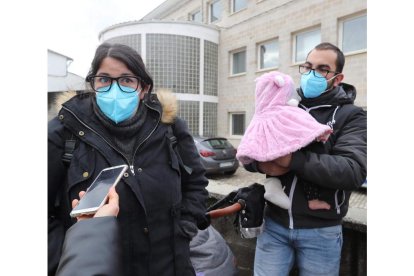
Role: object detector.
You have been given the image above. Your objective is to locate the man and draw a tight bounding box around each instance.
[247,42,367,276]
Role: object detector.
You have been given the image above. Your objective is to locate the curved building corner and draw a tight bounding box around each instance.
[99,20,220,137]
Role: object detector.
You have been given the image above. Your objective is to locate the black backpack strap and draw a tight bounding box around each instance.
[167,124,193,175]
[167,124,178,147]
[62,128,78,165]
[54,128,78,209]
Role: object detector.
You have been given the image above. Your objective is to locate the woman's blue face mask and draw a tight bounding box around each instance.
[96,83,140,124]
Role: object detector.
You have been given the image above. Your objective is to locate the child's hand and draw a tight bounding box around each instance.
[316,129,333,142]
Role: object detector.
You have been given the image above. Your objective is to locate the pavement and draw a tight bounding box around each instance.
[206,165,367,231]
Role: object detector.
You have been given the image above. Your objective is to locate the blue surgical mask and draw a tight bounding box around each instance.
[96,84,139,124]
[300,71,335,98]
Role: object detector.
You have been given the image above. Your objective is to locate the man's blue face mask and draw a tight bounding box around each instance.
[300,71,337,98]
[96,83,139,124]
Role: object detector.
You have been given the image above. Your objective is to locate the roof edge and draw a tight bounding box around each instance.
[98,19,220,40]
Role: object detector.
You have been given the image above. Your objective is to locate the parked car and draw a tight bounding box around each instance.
[361,178,367,189]
[193,136,239,175]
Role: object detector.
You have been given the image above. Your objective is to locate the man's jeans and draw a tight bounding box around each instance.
[254,217,343,276]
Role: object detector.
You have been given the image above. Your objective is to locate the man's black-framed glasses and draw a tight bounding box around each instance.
[298,64,339,78]
[87,75,141,93]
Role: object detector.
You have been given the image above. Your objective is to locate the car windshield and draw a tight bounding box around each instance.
[202,139,232,149]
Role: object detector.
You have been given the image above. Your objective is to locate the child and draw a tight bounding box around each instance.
[236,71,332,210]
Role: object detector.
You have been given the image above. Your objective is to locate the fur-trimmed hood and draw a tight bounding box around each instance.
[153,89,178,124]
[53,89,178,124]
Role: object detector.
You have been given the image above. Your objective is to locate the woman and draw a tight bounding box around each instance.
[48,43,209,276]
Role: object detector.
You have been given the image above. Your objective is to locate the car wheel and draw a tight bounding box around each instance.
[224,169,237,175]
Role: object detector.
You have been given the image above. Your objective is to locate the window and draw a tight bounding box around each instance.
[191,10,202,22]
[258,39,279,70]
[202,138,232,148]
[146,34,200,94]
[232,0,247,13]
[178,101,200,136]
[230,113,245,136]
[210,1,222,22]
[203,102,217,137]
[204,41,219,96]
[340,14,367,53]
[294,29,321,63]
[231,49,246,75]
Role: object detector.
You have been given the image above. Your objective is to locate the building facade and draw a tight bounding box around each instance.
[48,49,85,120]
[100,0,367,146]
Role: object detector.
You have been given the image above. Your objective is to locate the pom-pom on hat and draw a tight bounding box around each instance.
[236,71,332,165]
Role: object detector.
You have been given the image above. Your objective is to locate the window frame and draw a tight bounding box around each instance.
[231,0,248,14]
[338,12,367,55]
[229,112,246,137]
[230,47,247,76]
[209,0,222,23]
[257,38,279,71]
[190,9,202,23]
[292,27,321,65]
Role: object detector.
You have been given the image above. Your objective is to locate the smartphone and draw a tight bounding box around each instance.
[70,164,128,218]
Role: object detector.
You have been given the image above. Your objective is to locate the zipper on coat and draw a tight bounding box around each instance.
[334,189,346,214]
[62,106,135,174]
[327,106,340,130]
[288,176,297,229]
[129,101,161,174]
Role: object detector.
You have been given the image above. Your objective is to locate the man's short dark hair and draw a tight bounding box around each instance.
[311,42,345,73]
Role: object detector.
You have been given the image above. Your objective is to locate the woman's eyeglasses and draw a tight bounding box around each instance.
[87,75,141,93]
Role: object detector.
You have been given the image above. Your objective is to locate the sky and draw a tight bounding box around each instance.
[47,0,167,77]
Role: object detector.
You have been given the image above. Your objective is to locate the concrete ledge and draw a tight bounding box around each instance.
[343,207,367,232]
[206,180,239,200]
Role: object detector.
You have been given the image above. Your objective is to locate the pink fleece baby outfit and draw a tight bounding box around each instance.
[236,71,332,164]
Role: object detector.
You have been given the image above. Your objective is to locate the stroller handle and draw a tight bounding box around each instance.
[206,199,246,219]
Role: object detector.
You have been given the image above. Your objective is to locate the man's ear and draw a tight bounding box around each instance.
[334,73,344,86]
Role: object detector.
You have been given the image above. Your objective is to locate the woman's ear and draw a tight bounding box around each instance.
[139,85,150,99]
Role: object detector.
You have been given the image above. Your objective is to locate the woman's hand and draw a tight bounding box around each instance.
[71,186,120,222]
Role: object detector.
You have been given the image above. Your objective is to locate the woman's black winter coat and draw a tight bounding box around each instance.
[48,92,209,276]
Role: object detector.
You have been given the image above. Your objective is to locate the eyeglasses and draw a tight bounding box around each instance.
[298,65,339,78]
[87,75,141,93]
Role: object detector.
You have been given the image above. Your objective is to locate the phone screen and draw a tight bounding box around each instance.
[71,165,126,215]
